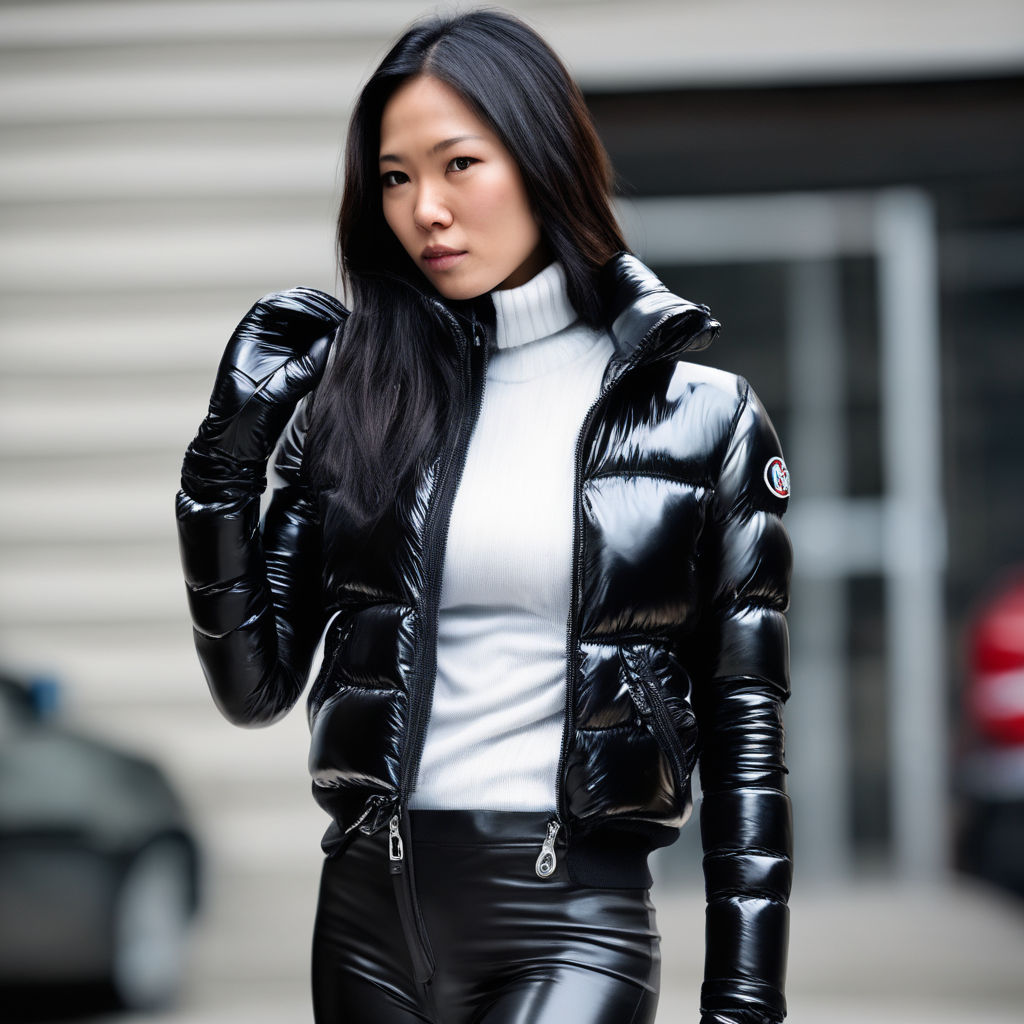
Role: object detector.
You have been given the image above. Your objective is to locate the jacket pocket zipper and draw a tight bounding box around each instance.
[625,655,694,799]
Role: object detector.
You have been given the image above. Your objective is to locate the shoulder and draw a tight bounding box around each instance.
[636,359,751,453]
[658,361,789,505]
[665,360,748,406]
[664,361,783,440]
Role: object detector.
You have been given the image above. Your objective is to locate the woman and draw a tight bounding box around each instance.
[176,10,793,1024]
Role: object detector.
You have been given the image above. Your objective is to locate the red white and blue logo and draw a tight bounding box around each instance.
[764,457,790,499]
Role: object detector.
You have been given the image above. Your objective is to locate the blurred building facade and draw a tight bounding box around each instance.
[1,0,1022,917]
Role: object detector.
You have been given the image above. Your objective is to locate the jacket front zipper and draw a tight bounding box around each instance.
[535,819,561,877]
[398,312,489,807]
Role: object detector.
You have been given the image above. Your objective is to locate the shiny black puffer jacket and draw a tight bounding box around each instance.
[176,253,793,1024]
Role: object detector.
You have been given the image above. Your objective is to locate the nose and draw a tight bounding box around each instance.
[413,182,453,231]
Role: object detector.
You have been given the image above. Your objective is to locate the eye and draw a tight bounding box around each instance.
[448,156,477,173]
[381,170,409,188]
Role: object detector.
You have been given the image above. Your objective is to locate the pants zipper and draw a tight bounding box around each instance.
[387,808,436,985]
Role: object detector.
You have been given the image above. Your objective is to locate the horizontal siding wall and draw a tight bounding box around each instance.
[0,0,1019,914]
[0,4,404,882]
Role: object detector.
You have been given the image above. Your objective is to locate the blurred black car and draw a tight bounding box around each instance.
[0,672,201,1011]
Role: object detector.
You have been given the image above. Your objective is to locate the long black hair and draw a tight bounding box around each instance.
[306,9,628,529]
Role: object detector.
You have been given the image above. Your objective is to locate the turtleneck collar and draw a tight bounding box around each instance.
[490,261,578,350]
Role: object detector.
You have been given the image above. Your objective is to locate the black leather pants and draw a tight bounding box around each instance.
[311,810,661,1023]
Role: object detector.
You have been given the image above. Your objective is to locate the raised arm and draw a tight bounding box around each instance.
[695,381,793,1024]
[175,288,348,726]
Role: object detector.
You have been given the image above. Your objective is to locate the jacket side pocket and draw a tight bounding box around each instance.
[620,645,699,807]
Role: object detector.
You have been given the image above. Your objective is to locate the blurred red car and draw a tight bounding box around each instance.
[956,571,1024,897]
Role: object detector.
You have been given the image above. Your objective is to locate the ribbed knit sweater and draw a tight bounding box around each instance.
[408,262,615,810]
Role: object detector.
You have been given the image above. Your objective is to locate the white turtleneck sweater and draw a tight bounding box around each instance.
[408,262,615,811]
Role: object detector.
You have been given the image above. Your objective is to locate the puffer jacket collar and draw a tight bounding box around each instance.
[598,252,720,368]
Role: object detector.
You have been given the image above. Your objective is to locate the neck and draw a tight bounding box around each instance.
[490,262,578,350]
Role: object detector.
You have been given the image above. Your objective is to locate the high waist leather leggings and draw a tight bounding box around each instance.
[311,809,661,1023]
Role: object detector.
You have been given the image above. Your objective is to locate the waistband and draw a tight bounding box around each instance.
[322,808,675,889]
[408,809,554,845]
[405,809,666,889]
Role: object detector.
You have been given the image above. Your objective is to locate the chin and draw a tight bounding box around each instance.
[431,276,492,302]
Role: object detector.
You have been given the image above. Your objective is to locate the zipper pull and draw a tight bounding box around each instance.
[628,679,652,717]
[471,321,485,348]
[344,793,385,836]
[388,813,404,872]
[535,819,561,878]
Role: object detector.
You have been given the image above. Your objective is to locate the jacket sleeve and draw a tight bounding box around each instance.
[175,395,327,726]
[694,380,793,1024]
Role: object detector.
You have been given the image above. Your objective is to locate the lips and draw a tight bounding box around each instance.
[421,246,466,271]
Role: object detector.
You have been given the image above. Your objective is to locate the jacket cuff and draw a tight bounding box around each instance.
[701,974,787,1024]
[180,439,266,502]
[700,1012,783,1024]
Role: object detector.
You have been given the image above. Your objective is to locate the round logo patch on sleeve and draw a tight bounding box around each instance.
[764,456,790,499]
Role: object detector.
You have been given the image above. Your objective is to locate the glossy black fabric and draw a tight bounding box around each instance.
[177,253,794,1023]
[311,810,660,1024]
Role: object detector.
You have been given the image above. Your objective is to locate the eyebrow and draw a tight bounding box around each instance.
[379,135,484,164]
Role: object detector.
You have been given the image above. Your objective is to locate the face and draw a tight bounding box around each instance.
[378,75,549,300]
